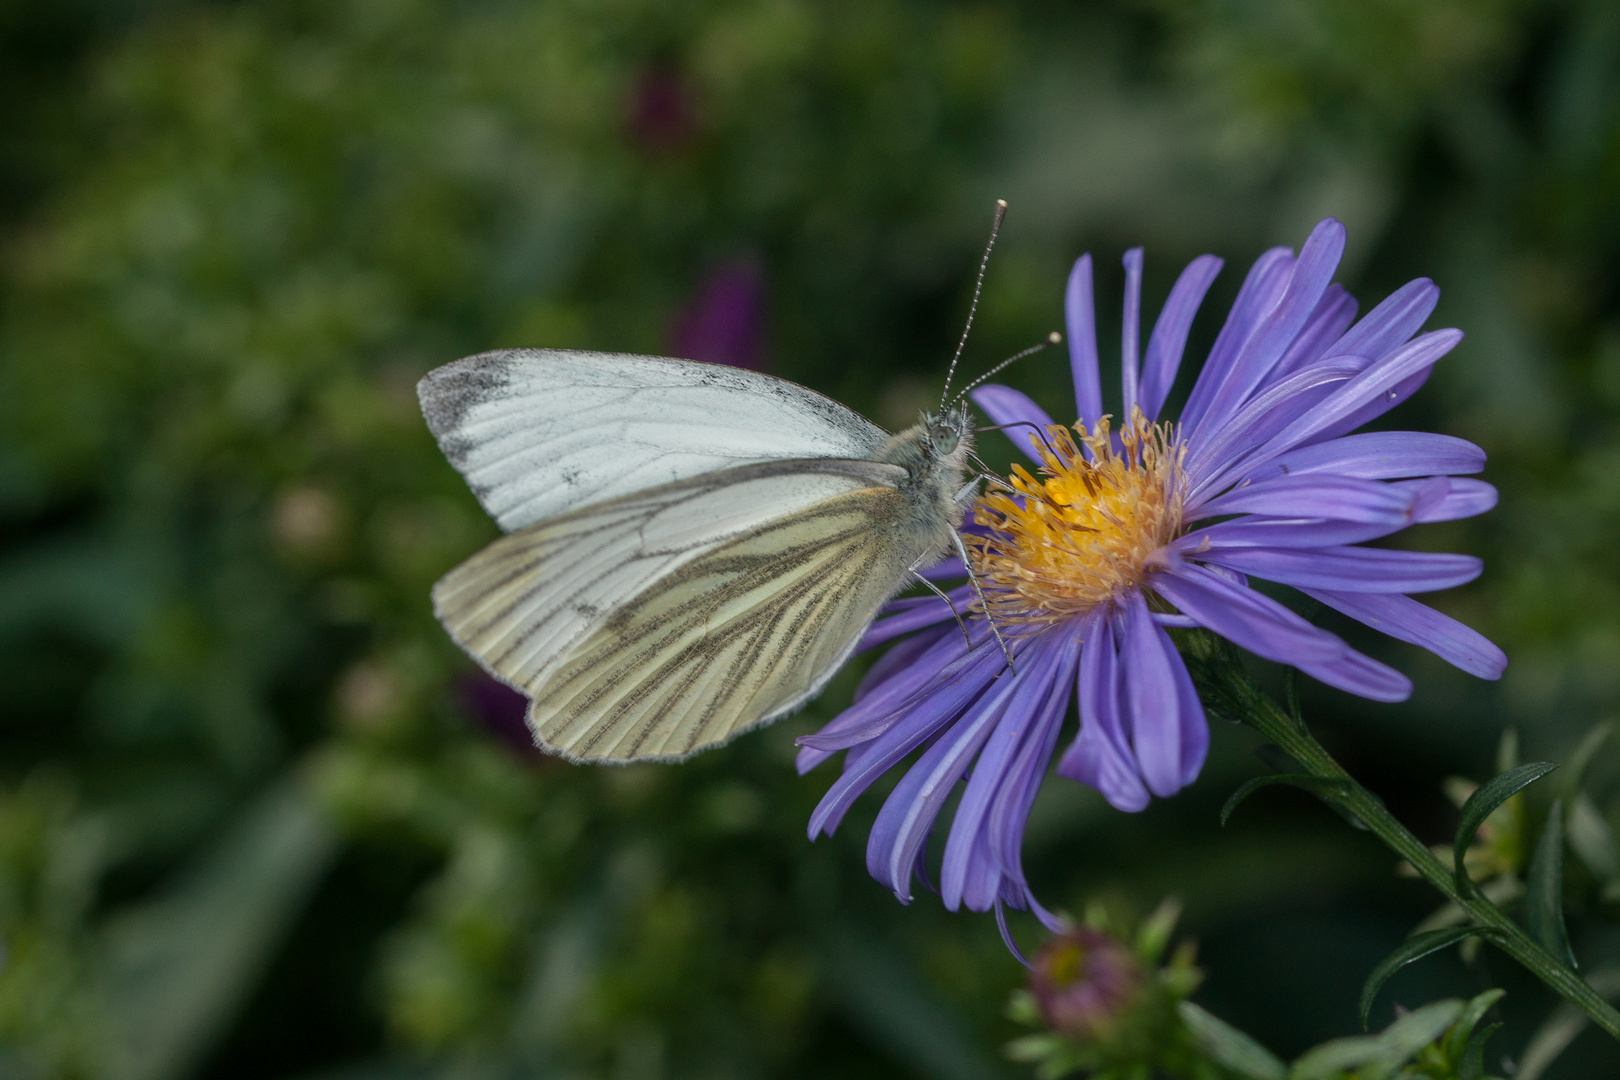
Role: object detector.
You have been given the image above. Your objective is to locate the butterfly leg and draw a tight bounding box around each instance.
[949,529,1016,674]
[910,571,973,650]
[960,469,1016,499]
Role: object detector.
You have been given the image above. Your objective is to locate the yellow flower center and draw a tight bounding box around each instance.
[968,411,1184,625]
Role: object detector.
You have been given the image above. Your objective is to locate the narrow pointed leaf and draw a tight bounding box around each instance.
[1527,798,1577,969]
[1495,728,1519,775]
[1359,927,1480,1028]
[1373,999,1469,1069]
[1566,793,1618,881]
[1298,1000,1463,1078]
[1221,774,1349,826]
[1557,722,1611,802]
[1458,1021,1501,1080]
[1453,761,1559,893]
[1443,988,1505,1061]
[1177,1002,1286,1080]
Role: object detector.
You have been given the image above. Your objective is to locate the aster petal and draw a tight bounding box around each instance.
[917,556,969,581]
[1183,360,1360,498]
[1171,517,1408,551]
[800,623,982,761]
[1250,329,1463,465]
[1300,587,1507,679]
[1400,478,1498,522]
[1190,219,1347,438]
[1119,589,1189,797]
[1323,648,1418,701]
[869,659,1039,902]
[860,586,972,650]
[1150,564,1411,702]
[804,641,1006,836]
[855,623,953,703]
[1066,255,1104,430]
[1201,545,1483,594]
[1191,474,1420,525]
[1121,247,1144,417]
[1139,254,1223,422]
[1329,277,1439,362]
[1245,431,1486,482]
[1272,284,1359,380]
[1181,247,1294,432]
[986,639,1080,900]
[1058,610,1151,812]
[972,384,1058,462]
[942,636,1071,909]
[1314,367,1435,443]
[1167,640,1209,785]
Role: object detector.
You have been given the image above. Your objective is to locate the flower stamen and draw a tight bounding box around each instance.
[968,410,1183,624]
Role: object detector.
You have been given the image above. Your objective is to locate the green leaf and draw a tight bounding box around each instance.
[1496,728,1519,775]
[1527,797,1577,969]
[1359,927,1481,1028]
[1565,793,1618,881]
[1295,999,1463,1080]
[1453,761,1559,894]
[1457,1021,1501,1080]
[1556,722,1612,802]
[1442,988,1505,1061]
[1221,774,1350,826]
[98,770,338,1080]
[1177,1001,1286,1080]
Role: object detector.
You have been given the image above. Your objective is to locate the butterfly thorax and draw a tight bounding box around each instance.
[871,405,976,559]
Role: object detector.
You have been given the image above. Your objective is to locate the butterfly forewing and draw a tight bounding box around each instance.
[419,349,889,531]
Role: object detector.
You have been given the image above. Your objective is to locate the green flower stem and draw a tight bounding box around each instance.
[1195,644,1620,1042]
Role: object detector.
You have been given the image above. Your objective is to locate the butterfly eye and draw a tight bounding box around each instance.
[930,421,959,454]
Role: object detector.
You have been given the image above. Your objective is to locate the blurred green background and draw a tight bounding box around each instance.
[2,1,1620,1077]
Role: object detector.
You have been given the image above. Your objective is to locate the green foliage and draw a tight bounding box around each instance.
[1221,774,1351,826]
[2,0,1620,1077]
[1005,902,1218,1080]
[1526,798,1576,969]
[1359,929,1491,1030]
[1452,762,1559,895]
[1291,989,1506,1080]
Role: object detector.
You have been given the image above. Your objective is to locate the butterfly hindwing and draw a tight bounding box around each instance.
[432,458,920,760]
[532,484,920,761]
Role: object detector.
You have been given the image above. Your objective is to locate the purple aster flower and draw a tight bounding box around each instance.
[797,218,1506,933]
[669,260,768,371]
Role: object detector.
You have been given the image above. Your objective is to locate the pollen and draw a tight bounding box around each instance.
[969,411,1183,624]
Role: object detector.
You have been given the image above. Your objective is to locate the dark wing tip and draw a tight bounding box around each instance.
[417,349,543,440]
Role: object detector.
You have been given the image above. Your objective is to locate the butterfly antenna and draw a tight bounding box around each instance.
[974,421,1058,459]
[951,331,1062,407]
[940,199,1008,407]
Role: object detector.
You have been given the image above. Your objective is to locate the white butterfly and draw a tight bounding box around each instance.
[419,348,984,762]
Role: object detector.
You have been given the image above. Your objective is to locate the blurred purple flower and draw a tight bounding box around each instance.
[457,671,540,758]
[626,65,698,153]
[797,218,1506,935]
[1030,928,1143,1039]
[670,261,768,371]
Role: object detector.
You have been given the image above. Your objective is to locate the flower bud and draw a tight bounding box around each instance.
[1029,927,1143,1040]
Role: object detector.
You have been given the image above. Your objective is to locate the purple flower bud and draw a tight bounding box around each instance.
[669,261,767,371]
[626,66,697,153]
[456,672,540,759]
[1029,928,1143,1040]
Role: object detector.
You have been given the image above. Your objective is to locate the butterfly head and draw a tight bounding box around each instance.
[923,404,972,458]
